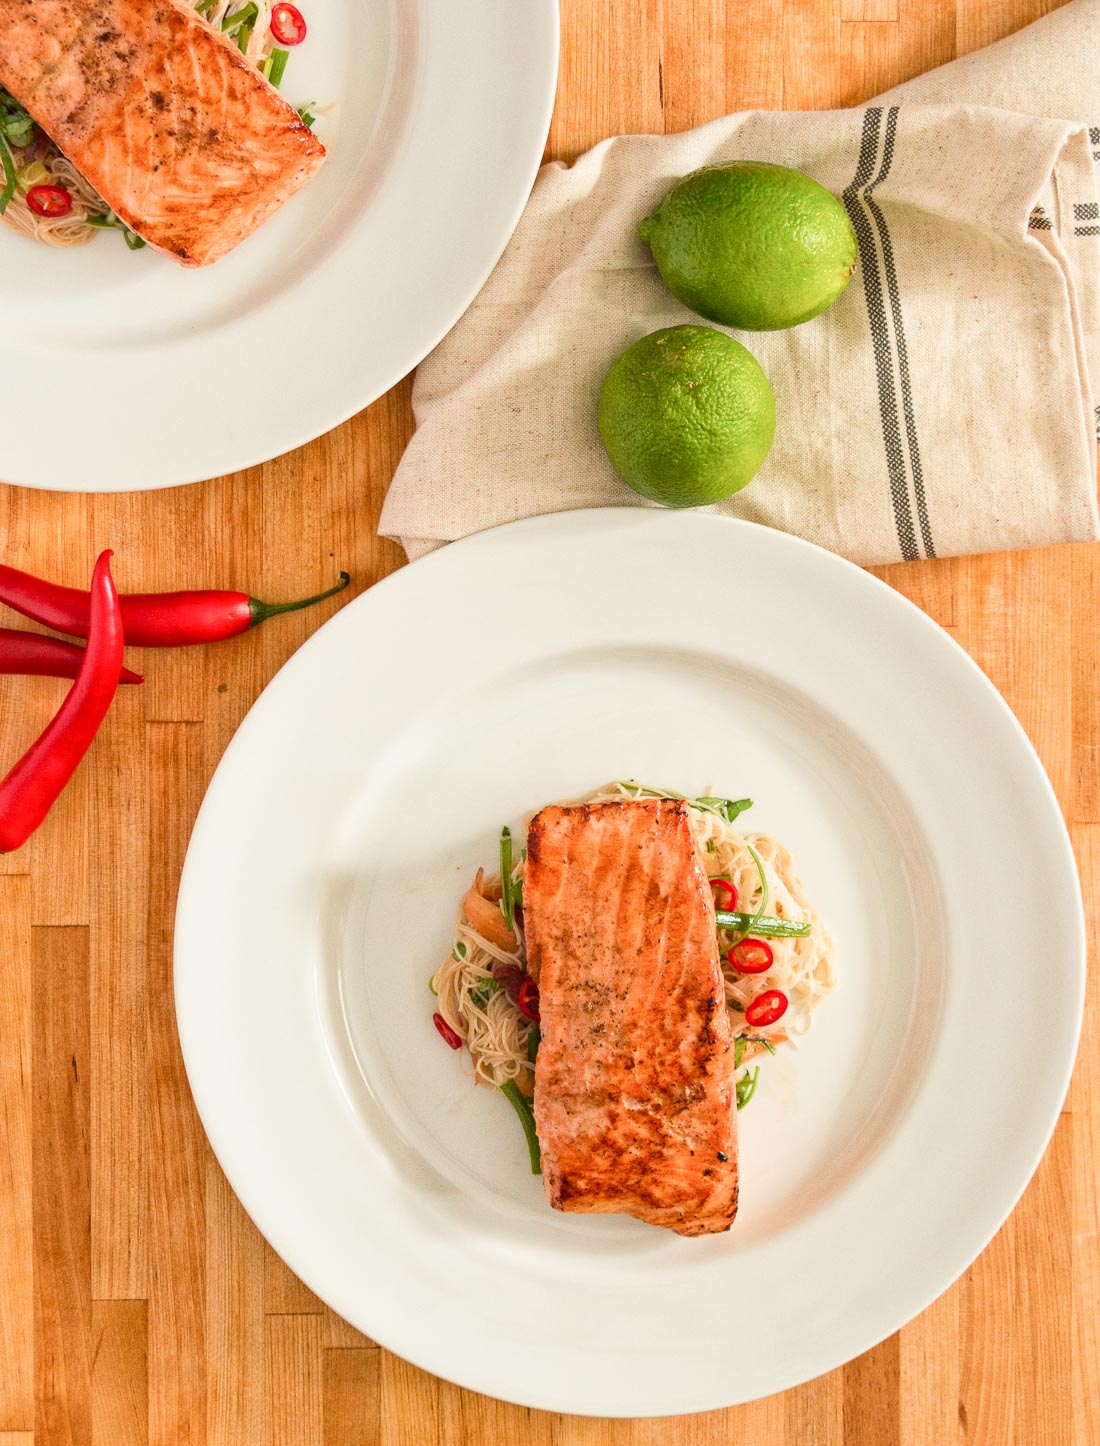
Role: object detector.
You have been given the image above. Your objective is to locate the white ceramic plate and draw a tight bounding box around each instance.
[1,0,558,491]
[175,510,1084,1416]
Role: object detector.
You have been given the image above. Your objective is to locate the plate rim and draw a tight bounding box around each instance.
[174,509,1085,1415]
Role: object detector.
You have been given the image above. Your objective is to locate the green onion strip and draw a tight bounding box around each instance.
[265,47,289,86]
[714,910,810,939]
[500,1080,541,1174]
[0,132,17,216]
[736,1068,760,1110]
[499,826,515,933]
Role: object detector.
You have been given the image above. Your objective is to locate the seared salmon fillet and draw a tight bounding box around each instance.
[0,0,325,265]
[525,799,738,1237]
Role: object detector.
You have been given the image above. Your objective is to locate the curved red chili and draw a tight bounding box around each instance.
[432,1012,463,1050]
[0,552,123,853]
[516,978,540,1022]
[26,183,72,218]
[0,627,141,684]
[0,563,348,647]
[710,877,738,911]
[745,989,788,1028]
[726,937,773,974]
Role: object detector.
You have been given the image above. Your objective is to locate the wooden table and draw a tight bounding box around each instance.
[1,1,1097,1441]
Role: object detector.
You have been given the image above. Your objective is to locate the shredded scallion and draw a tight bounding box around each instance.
[736,1067,760,1110]
[696,796,753,824]
[264,47,290,86]
[221,2,257,30]
[0,132,17,217]
[743,1034,777,1056]
[714,909,810,939]
[500,1080,541,1174]
[499,827,515,932]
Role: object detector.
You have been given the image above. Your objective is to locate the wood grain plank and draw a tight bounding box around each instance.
[662,0,785,128]
[870,556,958,629]
[899,1288,961,1446]
[323,1349,381,1446]
[1072,542,1099,822]
[0,1433,36,1446]
[441,1385,558,1446]
[550,0,663,162]
[205,1164,265,1446]
[1012,1119,1073,1446]
[138,482,227,727]
[0,876,34,1433]
[843,1336,900,1444]
[841,0,898,20]
[785,1368,843,1445]
[265,1315,323,1446]
[958,1236,1016,1444]
[324,1311,376,1351]
[146,723,207,1446]
[958,548,1073,805]
[833,2,956,102]
[89,610,148,1299]
[91,1300,148,1446]
[264,1251,323,1317]
[379,1353,439,1446]
[955,0,1066,54]
[1071,823,1100,1446]
[33,927,92,1446]
[707,1394,787,1445]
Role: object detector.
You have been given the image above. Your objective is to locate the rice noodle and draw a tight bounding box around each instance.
[430,782,837,1100]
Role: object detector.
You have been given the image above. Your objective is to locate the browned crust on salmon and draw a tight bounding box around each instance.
[525,799,739,1237]
[0,0,326,265]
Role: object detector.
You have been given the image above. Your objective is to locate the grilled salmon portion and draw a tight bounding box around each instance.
[0,0,325,265]
[525,799,738,1237]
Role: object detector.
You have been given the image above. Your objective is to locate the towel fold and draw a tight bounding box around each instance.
[380,0,1100,565]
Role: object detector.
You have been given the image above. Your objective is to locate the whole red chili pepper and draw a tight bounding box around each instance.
[0,563,349,648]
[0,552,124,853]
[0,626,142,684]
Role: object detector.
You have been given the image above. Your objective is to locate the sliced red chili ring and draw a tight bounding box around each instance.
[26,184,72,218]
[516,978,541,1023]
[710,877,738,911]
[726,937,773,974]
[270,2,307,44]
[745,989,788,1028]
[432,1011,462,1050]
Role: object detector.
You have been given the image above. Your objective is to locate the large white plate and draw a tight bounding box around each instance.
[175,510,1084,1416]
[1,0,557,490]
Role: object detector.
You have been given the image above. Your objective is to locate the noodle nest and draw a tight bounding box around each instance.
[430,783,836,1099]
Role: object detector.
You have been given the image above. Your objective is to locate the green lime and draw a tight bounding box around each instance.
[597,324,776,507]
[639,161,858,330]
